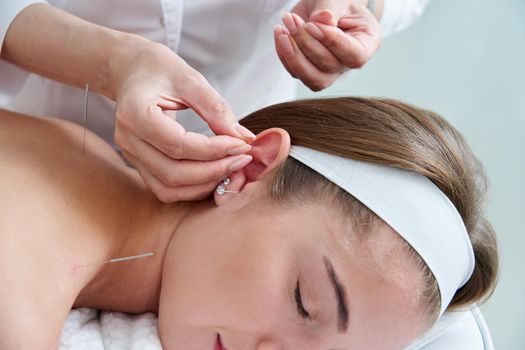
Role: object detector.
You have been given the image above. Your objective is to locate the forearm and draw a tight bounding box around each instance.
[1,3,147,100]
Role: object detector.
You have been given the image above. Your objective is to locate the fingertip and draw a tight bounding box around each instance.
[278,34,294,57]
[234,123,256,141]
[290,13,305,27]
[310,9,336,26]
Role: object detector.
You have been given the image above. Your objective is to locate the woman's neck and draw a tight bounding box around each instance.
[73,192,198,313]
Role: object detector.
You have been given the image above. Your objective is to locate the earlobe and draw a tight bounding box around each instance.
[214,171,246,206]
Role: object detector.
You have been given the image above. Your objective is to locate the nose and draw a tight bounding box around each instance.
[256,340,279,350]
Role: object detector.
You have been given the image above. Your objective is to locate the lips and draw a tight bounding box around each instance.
[214,334,227,350]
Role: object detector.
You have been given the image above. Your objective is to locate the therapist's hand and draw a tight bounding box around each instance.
[111,41,256,203]
[274,0,381,91]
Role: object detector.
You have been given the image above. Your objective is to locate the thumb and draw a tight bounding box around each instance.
[310,0,347,26]
[182,72,256,142]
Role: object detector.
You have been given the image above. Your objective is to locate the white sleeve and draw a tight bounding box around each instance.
[380,0,431,37]
[404,307,495,350]
[0,1,47,108]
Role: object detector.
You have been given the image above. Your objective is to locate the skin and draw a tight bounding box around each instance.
[0,109,428,349]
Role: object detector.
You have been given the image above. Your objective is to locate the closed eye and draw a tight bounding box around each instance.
[294,280,311,319]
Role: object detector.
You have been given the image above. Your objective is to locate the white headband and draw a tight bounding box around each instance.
[289,145,475,316]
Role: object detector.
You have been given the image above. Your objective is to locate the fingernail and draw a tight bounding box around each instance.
[229,155,253,172]
[279,34,294,57]
[234,123,256,140]
[227,143,253,156]
[290,13,305,27]
[281,12,297,34]
[305,22,324,40]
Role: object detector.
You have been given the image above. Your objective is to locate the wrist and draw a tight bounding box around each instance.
[107,33,152,101]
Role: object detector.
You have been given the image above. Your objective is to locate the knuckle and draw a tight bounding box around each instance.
[157,169,176,187]
[209,98,230,118]
[156,163,184,187]
[164,140,187,159]
[324,35,341,49]
[344,53,368,68]
[289,62,306,79]
[356,56,368,68]
[351,56,367,68]
[185,72,207,91]
[318,60,339,74]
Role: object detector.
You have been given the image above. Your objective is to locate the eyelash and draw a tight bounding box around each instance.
[294,280,311,319]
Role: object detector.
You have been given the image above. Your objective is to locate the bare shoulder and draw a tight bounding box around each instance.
[0,108,125,167]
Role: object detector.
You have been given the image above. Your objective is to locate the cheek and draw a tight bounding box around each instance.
[158,214,297,338]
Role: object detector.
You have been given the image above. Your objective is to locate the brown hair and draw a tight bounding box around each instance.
[239,96,498,323]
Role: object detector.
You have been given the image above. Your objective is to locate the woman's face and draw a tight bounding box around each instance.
[159,181,428,350]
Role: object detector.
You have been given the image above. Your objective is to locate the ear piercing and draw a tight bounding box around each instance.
[216,177,239,196]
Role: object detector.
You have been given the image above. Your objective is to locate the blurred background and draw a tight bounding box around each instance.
[297,0,525,348]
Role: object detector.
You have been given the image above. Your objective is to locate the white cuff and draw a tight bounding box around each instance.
[0,0,47,54]
[380,0,431,37]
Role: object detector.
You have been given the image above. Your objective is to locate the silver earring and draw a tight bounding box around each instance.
[216,178,238,196]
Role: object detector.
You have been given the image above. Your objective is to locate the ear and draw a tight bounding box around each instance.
[243,127,291,182]
[214,127,290,206]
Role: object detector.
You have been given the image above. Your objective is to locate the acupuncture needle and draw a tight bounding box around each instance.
[82,83,89,156]
[73,252,154,269]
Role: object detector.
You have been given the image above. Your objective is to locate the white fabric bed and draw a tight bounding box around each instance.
[59,306,494,349]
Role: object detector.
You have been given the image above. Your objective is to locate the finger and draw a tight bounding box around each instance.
[124,151,221,203]
[276,31,339,91]
[273,24,296,78]
[117,106,250,161]
[157,94,190,110]
[178,70,256,141]
[161,181,220,202]
[308,0,350,25]
[314,20,380,68]
[283,13,346,74]
[117,128,253,187]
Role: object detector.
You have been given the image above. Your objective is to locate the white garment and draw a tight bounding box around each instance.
[0,0,429,143]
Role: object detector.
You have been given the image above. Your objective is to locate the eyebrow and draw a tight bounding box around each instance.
[323,256,349,333]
